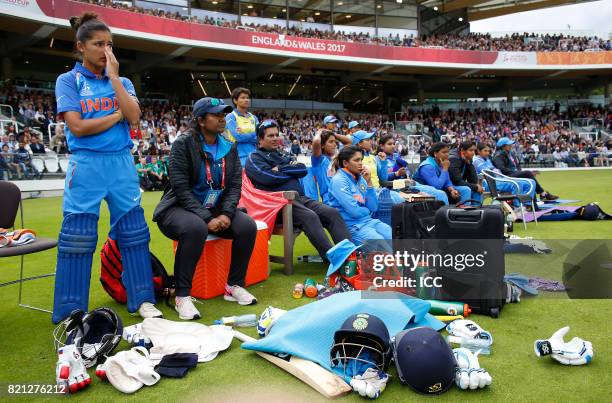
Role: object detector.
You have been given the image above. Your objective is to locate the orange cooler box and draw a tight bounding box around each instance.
[173,221,269,299]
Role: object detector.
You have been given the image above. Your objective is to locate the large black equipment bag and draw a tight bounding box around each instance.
[433,203,506,318]
[391,200,445,239]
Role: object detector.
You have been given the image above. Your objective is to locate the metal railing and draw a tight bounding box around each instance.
[0,104,14,118]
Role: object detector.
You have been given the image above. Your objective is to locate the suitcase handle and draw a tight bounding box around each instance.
[446,209,483,225]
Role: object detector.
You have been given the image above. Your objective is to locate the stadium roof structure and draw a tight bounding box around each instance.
[419,0,600,21]
[1,0,610,106]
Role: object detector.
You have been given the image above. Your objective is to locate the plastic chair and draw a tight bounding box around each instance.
[0,181,57,313]
[44,155,60,173]
[58,156,69,173]
[481,169,538,230]
[31,156,45,173]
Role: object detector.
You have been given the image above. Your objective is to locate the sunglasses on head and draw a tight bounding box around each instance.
[259,119,278,130]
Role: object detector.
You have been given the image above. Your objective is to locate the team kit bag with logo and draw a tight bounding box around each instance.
[433,203,506,318]
[391,200,445,239]
[100,238,175,304]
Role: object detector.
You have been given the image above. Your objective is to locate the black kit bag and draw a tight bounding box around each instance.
[391,200,445,240]
[433,202,506,318]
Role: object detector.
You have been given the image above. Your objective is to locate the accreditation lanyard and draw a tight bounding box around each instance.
[205,158,225,190]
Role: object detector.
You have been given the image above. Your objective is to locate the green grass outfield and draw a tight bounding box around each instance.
[1,170,611,402]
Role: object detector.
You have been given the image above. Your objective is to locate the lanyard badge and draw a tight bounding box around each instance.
[203,158,225,209]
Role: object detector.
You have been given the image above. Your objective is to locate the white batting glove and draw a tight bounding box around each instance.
[534,326,593,365]
[447,319,493,345]
[350,368,390,399]
[453,348,492,390]
[122,324,153,349]
[56,344,91,394]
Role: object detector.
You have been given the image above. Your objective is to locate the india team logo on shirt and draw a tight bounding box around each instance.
[76,73,94,96]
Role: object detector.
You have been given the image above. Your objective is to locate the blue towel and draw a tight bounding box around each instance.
[241,291,444,374]
[505,273,539,295]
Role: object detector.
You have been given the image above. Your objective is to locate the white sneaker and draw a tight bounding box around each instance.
[175,296,202,320]
[224,285,258,306]
[137,302,163,319]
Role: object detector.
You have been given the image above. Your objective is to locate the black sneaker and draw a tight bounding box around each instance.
[542,192,559,201]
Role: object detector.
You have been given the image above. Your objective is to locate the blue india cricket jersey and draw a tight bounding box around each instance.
[55,62,136,153]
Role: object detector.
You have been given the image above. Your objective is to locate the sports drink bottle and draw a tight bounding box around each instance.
[214,314,257,327]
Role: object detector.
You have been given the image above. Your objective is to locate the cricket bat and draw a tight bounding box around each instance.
[233,330,352,399]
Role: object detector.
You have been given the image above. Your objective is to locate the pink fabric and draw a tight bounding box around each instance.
[238,172,289,239]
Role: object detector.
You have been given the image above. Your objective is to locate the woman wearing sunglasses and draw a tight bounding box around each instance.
[153,97,258,320]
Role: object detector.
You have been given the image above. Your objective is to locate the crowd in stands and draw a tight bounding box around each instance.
[75,0,611,52]
[2,84,610,183]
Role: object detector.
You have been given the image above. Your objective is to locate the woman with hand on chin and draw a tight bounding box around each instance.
[328,146,392,252]
[52,12,161,324]
[412,142,471,205]
[154,97,258,321]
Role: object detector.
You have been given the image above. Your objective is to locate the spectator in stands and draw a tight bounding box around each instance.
[473,143,536,209]
[347,120,360,134]
[0,135,11,151]
[290,139,301,155]
[0,146,10,180]
[493,137,558,201]
[154,97,258,320]
[448,141,483,203]
[147,155,167,190]
[30,135,46,154]
[413,142,471,205]
[376,134,447,203]
[225,87,259,166]
[246,119,351,260]
[13,140,42,179]
[1,143,21,179]
[328,146,391,252]
[50,130,68,154]
[136,156,152,191]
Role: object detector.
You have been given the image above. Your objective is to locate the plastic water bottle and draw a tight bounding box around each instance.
[506,213,514,233]
[297,255,324,263]
[447,335,492,355]
[214,314,257,327]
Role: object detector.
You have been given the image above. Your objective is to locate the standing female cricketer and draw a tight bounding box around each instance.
[52,13,161,323]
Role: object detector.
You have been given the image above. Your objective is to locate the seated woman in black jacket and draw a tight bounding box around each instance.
[153,97,257,320]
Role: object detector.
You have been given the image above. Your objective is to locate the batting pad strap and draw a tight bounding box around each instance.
[536,340,553,356]
[52,213,99,324]
[116,207,156,312]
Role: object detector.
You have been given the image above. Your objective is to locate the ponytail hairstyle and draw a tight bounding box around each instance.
[332,145,362,171]
[69,12,111,59]
[428,141,449,157]
[378,134,395,154]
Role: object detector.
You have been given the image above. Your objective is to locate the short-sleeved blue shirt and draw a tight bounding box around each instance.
[55,62,136,153]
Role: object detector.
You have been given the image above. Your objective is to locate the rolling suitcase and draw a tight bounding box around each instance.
[433,204,506,317]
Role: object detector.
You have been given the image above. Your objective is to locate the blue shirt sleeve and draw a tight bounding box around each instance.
[55,72,81,114]
[329,175,373,220]
[225,113,237,138]
[120,77,137,97]
[420,164,452,190]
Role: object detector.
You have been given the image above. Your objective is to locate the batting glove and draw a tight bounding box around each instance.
[122,324,153,349]
[453,348,492,390]
[447,319,493,345]
[534,326,593,365]
[56,344,91,394]
[350,368,390,399]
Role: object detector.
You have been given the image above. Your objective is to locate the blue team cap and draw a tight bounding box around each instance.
[351,130,375,145]
[193,97,233,117]
[348,121,360,130]
[496,137,516,148]
[323,115,339,125]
